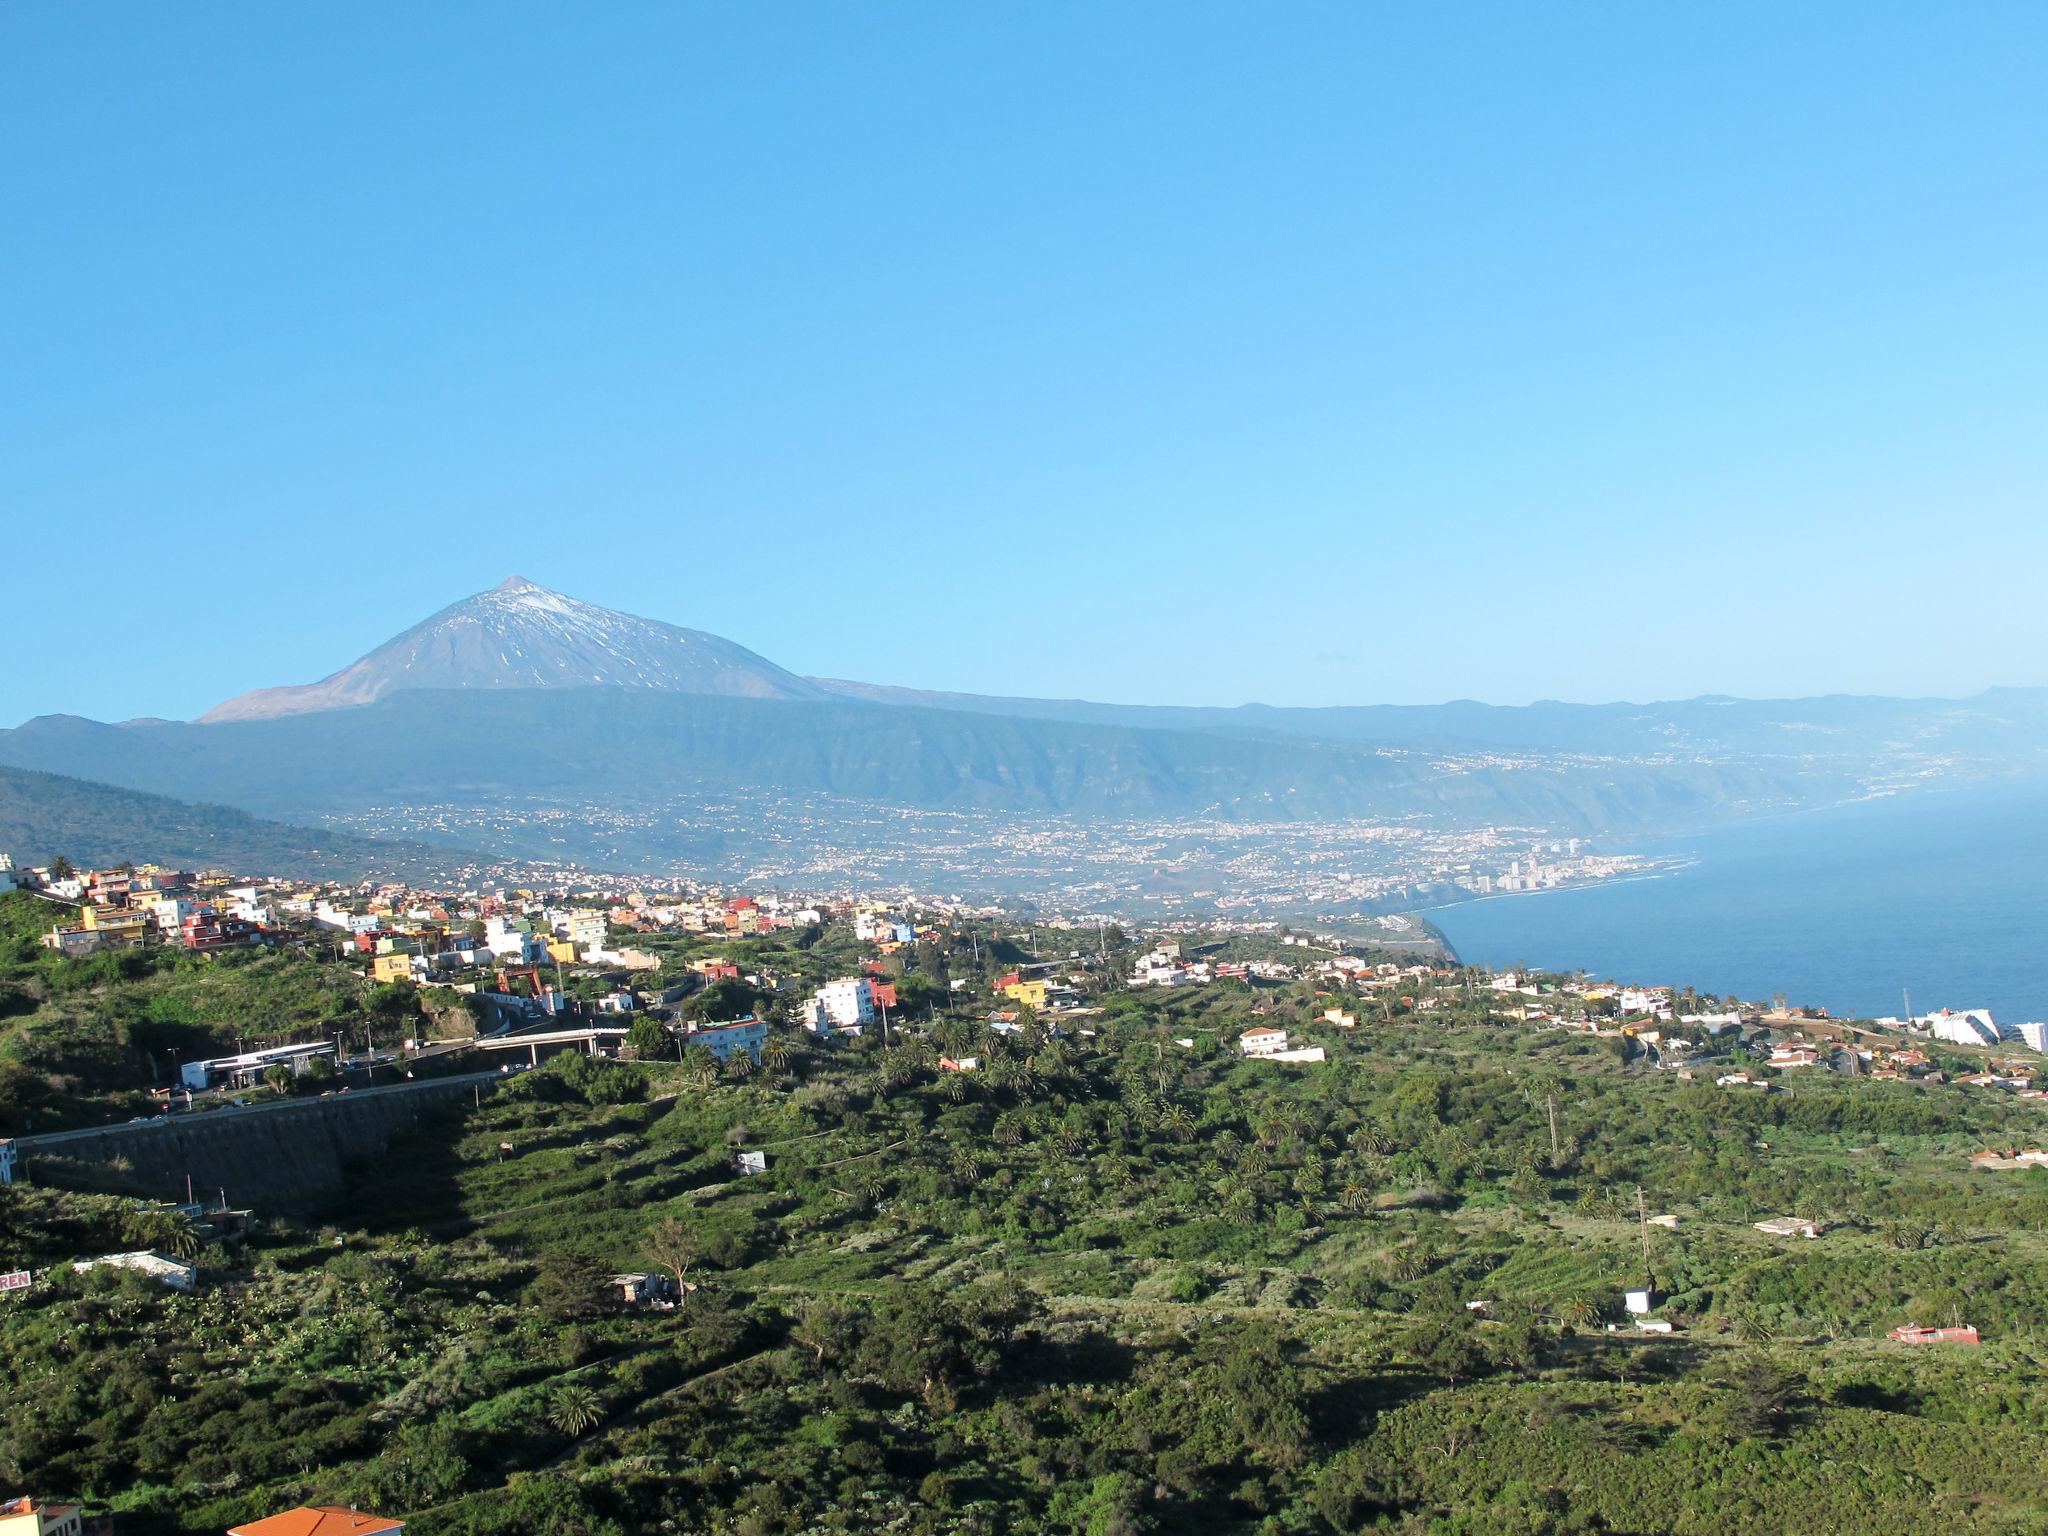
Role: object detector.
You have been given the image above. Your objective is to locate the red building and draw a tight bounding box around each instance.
[1889,1324,1980,1345]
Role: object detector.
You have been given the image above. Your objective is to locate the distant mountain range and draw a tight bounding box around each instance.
[4,577,2044,878]
[0,765,468,882]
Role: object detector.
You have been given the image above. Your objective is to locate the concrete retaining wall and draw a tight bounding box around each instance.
[13,1073,496,1209]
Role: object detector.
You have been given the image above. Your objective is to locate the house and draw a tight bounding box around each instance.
[1767,1044,1822,1069]
[1323,1007,1357,1028]
[1969,1147,2048,1170]
[608,1272,677,1308]
[1888,1323,1980,1345]
[370,952,415,984]
[1753,1217,1823,1239]
[1239,1027,1291,1057]
[1000,979,1050,1011]
[71,1250,197,1291]
[226,1506,405,1535]
[938,1056,980,1073]
[0,1497,86,1536]
[735,1151,767,1175]
[685,1016,765,1064]
[564,911,610,949]
[1624,1288,1654,1316]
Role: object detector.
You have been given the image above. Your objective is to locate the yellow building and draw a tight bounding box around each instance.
[80,906,151,945]
[371,952,415,984]
[546,939,579,964]
[1001,979,1050,1010]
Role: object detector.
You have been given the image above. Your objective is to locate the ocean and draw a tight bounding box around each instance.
[1423,776,2048,1025]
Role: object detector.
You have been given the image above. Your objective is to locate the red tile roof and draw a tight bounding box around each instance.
[228,1508,404,1536]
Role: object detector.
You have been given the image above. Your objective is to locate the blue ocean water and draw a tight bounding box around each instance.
[1424,777,2048,1024]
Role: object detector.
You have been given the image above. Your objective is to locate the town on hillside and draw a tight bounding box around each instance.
[4,845,2046,1534]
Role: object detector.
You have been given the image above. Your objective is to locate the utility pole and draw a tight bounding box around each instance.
[1636,1185,1652,1286]
[1547,1093,1559,1164]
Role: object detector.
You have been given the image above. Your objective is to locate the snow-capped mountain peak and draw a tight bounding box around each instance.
[200,578,823,722]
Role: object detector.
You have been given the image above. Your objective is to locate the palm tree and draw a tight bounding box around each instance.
[724,1049,755,1081]
[1555,1293,1601,1330]
[1732,1307,1777,1346]
[1384,1244,1431,1282]
[126,1208,200,1260]
[1160,1103,1197,1142]
[549,1382,602,1437]
[685,1044,719,1086]
[762,1037,793,1077]
[1339,1179,1373,1214]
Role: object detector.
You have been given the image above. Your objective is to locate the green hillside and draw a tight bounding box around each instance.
[8,929,2048,1535]
[0,763,468,882]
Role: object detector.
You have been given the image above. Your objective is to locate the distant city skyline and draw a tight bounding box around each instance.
[6,3,2047,724]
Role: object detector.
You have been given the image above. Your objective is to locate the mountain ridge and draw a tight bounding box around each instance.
[0,763,473,882]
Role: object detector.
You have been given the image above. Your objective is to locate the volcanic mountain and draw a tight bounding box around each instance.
[201,576,824,721]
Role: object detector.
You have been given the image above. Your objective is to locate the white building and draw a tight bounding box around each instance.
[564,911,609,949]
[805,978,875,1036]
[2019,1022,2048,1054]
[0,1495,86,1536]
[1239,1027,1290,1057]
[686,1016,766,1064]
[179,1041,336,1091]
[72,1250,196,1291]
[1919,1008,2002,1048]
[856,909,905,946]
[0,854,18,893]
[484,916,549,964]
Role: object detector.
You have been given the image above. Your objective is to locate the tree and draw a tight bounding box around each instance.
[684,1044,719,1086]
[644,1213,702,1303]
[625,1016,670,1060]
[125,1206,199,1260]
[48,854,73,880]
[794,1299,858,1365]
[549,1382,602,1437]
[1706,1353,1800,1440]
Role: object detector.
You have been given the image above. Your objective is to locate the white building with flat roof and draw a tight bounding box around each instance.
[806,978,875,1036]
[1920,1009,2001,1048]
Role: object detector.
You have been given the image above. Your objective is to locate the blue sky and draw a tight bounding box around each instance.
[5,3,2046,725]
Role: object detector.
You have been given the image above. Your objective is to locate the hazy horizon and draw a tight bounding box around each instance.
[7,4,2047,722]
[4,569,2042,731]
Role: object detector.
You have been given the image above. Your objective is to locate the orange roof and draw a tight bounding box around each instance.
[228,1509,404,1536]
